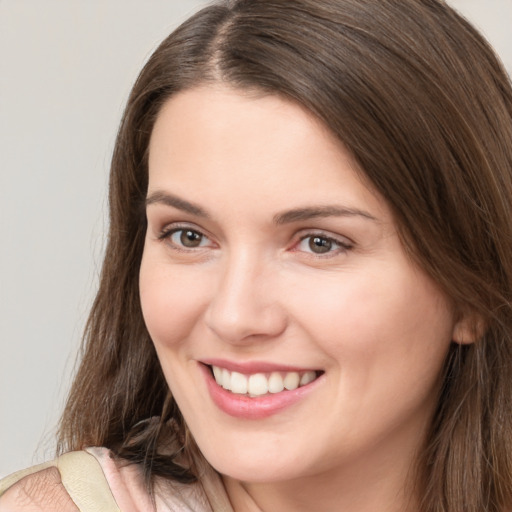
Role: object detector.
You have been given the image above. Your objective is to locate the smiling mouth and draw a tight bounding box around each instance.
[209,365,323,397]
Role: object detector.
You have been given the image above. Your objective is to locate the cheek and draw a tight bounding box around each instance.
[284,266,455,446]
[139,255,208,350]
[286,263,454,376]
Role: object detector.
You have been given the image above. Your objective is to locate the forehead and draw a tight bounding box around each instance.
[149,85,337,164]
[147,86,387,219]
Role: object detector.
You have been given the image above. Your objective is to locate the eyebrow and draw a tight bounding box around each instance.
[273,205,378,225]
[145,191,210,218]
[145,190,377,224]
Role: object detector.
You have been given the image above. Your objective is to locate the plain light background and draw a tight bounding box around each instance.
[1,0,511,478]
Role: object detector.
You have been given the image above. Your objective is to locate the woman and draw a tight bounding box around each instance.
[2,0,512,510]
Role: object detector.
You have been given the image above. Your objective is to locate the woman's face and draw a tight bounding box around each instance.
[140,86,462,484]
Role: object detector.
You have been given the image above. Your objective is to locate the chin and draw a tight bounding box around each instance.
[194,432,315,483]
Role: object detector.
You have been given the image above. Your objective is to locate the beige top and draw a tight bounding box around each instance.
[0,447,234,512]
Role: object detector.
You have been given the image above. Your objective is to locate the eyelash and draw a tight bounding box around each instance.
[157,224,353,257]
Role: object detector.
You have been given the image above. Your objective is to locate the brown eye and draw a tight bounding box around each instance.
[295,233,351,257]
[166,228,209,248]
[179,229,204,247]
[308,236,333,254]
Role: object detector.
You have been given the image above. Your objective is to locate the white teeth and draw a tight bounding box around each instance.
[283,372,300,390]
[221,368,231,390]
[248,373,268,396]
[300,371,316,386]
[212,365,223,383]
[268,372,285,393]
[230,371,248,394]
[211,366,319,396]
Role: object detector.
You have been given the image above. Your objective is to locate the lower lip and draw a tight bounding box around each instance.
[199,364,323,419]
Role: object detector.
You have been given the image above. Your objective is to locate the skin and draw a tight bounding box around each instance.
[139,86,473,512]
[0,468,78,511]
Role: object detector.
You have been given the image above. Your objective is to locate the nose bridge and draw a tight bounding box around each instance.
[205,246,286,343]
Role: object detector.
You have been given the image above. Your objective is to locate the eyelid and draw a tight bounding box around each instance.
[296,227,353,245]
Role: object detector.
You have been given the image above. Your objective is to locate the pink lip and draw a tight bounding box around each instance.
[201,358,317,375]
[198,362,324,420]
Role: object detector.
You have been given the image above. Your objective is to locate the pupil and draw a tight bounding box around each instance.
[180,230,202,247]
[309,236,331,254]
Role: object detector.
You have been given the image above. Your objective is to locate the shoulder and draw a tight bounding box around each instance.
[0,466,78,512]
[0,449,120,512]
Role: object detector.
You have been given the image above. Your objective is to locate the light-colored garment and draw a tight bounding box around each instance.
[0,447,234,512]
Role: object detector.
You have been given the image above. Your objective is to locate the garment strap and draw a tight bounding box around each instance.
[57,451,120,512]
[0,451,120,512]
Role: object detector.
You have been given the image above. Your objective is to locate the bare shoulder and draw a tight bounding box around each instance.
[0,467,78,512]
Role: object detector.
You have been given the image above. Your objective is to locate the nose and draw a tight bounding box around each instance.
[204,250,288,345]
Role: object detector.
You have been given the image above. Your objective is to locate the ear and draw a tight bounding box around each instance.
[452,310,485,345]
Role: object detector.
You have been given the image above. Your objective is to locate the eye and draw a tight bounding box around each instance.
[159,227,213,249]
[296,234,351,256]
[172,229,207,248]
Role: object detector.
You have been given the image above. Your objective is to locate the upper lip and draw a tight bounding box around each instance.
[200,358,321,374]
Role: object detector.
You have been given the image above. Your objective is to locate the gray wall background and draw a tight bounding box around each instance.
[1,0,511,478]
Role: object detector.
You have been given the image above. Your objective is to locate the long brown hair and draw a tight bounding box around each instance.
[58,1,512,510]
